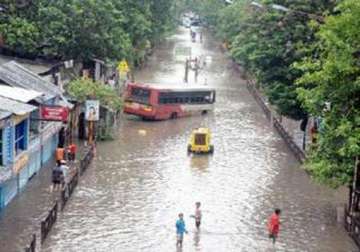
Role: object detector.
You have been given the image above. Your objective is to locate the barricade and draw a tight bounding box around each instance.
[40,201,58,243]
[24,234,36,252]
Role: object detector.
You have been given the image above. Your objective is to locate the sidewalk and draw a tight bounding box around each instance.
[0,141,87,252]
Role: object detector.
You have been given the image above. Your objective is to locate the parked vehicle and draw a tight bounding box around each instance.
[187,128,214,154]
[123,83,216,120]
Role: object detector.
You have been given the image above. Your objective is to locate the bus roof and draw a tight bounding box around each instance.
[128,82,215,92]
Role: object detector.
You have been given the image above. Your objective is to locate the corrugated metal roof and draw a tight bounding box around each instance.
[0,61,61,100]
[0,85,43,103]
[0,96,37,115]
[0,110,11,120]
[0,55,53,74]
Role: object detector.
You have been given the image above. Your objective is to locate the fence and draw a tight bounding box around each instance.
[61,146,94,209]
[80,146,95,175]
[23,145,95,250]
[24,234,36,252]
[40,201,58,243]
[246,80,306,163]
[352,216,360,247]
[344,205,352,232]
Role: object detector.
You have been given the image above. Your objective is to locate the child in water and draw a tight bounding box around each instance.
[191,202,202,229]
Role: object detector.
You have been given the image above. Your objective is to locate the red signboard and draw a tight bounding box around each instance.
[41,106,69,122]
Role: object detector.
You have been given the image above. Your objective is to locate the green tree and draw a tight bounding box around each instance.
[67,78,122,111]
[295,0,360,186]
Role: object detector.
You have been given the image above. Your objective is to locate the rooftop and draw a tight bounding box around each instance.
[0,85,43,103]
[0,61,61,100]
[0,96,37,115]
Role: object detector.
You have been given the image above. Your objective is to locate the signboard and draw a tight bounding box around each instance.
[41,106,69,122]
[174,46,192,57]
[13,153,29,174]
[85,100,100,121]
[117,60,129,74]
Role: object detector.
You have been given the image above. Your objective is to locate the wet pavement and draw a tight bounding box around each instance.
[3,27,357,252]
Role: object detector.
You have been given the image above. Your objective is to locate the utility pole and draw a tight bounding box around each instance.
[184,59,189,83]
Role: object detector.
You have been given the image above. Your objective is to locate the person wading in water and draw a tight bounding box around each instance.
[267,208,281,244]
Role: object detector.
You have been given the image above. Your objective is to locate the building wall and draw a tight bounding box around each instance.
[0,117,61,210]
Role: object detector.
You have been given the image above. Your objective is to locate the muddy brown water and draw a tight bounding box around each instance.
[40,28,356,251]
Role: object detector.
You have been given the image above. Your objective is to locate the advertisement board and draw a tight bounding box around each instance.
[85,100,100,121]
[41,106,69,122]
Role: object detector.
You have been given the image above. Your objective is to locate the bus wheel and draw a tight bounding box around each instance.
[202,110,208,115]
[170,112,178,119]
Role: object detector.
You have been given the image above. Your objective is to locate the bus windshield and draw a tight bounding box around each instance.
[130,87,151,104]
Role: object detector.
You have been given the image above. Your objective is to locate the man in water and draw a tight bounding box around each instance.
[176,213,188,247]
[267,208,281,244]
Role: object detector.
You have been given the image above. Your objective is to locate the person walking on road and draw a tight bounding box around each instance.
[176,213,188,247]
[51,162,64,192]
[190,202,202,229]
[267,208,281,244]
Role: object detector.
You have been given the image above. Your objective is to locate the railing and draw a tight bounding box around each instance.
[352,216,360,247]
[344,204,352,232]
[60,146,94,210]
[40,201,58,243]
[21,144,96,249]
[246,80,306,163]
[24,234,36,252]
[80,146,94,175]
[61,169,79,210]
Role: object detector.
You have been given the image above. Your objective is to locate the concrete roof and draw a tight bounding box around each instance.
[0,61,61,100]
[0,96,37,115]
[0,85,43,103]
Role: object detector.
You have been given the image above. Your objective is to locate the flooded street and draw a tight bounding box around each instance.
[42,28,356,251]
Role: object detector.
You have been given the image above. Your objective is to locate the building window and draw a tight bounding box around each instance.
[0,128,3,166]
[15,120,26,155]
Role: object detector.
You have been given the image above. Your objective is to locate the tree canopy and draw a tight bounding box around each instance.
[295,0,360,186]
[67,78,122,111]
[0,0,177,63]
[184,0,359,186]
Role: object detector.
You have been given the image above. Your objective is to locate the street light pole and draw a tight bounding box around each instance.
[250,1,324,22]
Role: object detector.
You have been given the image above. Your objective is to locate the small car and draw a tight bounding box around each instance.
[187,128,214,154]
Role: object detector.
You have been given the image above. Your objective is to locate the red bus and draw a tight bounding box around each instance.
[123,83,216,120]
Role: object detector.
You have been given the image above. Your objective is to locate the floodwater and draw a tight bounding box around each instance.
[42,28,357,251]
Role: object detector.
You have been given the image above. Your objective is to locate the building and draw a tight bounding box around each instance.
[0,96,37,209]
[0,61,71,211]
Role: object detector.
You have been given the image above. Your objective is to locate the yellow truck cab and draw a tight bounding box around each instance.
[187,128,214,154]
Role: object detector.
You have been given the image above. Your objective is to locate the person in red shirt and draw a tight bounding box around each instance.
[267,208,281,244]
[68,143,77,161]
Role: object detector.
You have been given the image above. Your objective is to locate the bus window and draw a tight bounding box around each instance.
[131,88,150,104]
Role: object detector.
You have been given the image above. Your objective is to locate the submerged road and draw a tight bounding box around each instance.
[41,28,356,251]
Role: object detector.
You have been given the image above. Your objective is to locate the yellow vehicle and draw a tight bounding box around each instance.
[187,128,214,154]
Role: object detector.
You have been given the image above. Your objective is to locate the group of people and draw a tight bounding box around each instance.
[52,142,78,192]
[176,202,202,247]
[51,159,70,192]
[175,204,281,248]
